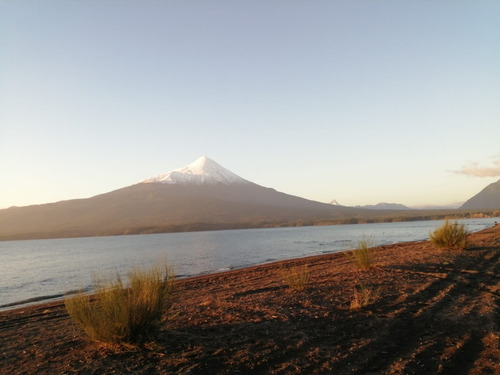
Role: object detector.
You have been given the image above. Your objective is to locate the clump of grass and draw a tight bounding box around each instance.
[65,263,175,344]
[345,237,373,269]
[280,264,310,291]
[350,283,380,310]
[430,219,468,250]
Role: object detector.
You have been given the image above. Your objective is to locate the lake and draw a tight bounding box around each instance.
[0,218,496,311]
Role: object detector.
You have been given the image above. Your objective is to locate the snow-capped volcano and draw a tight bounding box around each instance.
[142,156,250,185]
[0,156,369,240]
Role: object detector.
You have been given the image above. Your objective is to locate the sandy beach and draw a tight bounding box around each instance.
[1,225,498,374]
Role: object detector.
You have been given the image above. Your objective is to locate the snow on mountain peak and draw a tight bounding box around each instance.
[141,156,250,185]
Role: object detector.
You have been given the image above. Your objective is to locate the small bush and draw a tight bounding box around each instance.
[345,237,373,269]
[65,263,175,344]
[350,283,380,310]
[280,264,310,291]
[430,220,468,250]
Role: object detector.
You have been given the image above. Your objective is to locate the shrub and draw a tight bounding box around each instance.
[430,220,468,250]
[280,264,310,291]
[65,263,175,344]
[345,237,373,269]
[350,283,380,310]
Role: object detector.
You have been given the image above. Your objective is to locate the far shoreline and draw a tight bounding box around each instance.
[1,208,499,242]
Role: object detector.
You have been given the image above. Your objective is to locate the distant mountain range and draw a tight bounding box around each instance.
[357,203,411,210]
[460,179,500,210]
[1,157,497,241]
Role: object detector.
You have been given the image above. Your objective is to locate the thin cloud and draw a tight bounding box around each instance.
[452,157,500,177]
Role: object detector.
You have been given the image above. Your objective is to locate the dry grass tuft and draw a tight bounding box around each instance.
[280,264,310,291]
[430,220,468,250]
[350,283,380,310]
[65,263,175,344]
[345,237,373,269]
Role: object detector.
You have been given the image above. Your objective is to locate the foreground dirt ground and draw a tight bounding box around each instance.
[1,224,499,374]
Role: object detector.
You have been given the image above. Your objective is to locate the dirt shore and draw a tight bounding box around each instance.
[1,225,499,374]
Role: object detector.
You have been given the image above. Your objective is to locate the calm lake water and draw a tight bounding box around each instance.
[0,218,496,310]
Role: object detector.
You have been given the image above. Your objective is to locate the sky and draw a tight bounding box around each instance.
[1,1,499,209]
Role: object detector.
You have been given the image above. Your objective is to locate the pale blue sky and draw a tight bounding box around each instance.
[1,1,499,209]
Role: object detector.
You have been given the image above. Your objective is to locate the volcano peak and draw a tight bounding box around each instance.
[141,157,250,185]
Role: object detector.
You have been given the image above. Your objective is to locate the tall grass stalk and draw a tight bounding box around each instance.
[65,263,175,344]
[430,220,468,250]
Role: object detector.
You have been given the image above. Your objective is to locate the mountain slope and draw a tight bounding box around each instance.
[0,183,357,240]
[460,179,500,210]
[0,157,360,240]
